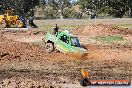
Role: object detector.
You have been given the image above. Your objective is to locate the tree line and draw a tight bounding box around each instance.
[0,0,132,19]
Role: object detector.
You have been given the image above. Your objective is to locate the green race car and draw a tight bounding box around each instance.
[43,30,87,53]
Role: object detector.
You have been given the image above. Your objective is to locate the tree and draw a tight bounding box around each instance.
[128,0,132,17]
[54,0,74,19]
[0,0,40,17]
[97,0,127,18]
[78,0,132,18]
[77,0,96,19]
[41,0,74,19]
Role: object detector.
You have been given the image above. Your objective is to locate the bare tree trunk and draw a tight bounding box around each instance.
[60,5,64,19]
[59,0,64,19]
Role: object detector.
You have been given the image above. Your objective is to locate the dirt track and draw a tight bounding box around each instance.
[0,23,132,88]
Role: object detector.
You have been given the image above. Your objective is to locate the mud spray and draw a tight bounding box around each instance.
[66,44,102,60]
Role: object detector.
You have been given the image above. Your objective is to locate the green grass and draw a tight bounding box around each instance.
[117,24,132,29]
[94,35,123,42]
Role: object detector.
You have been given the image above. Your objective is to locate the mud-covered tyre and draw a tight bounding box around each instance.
[16,20,24,28]
[45,43,54,53]
[0,20,7,28]
[80,77,91,87]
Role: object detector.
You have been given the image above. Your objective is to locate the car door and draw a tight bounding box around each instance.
[55,34,71,53]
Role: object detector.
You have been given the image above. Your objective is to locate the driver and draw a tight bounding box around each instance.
[63,35,67,43]
[53,24,59,34]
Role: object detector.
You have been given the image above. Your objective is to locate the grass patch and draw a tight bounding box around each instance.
[117,24,132,29]
[94,35,123,42]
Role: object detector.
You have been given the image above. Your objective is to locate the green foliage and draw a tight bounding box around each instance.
[1,0,131,18]
[0,0,40,17]
[78,0,132,18]
[42,6,59,19]
[36,0,75,19]
[95,35,123,42]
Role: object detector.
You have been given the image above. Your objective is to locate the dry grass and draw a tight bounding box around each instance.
[34,18,132,30]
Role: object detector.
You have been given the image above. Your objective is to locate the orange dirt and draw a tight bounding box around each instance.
[0,36,66,62]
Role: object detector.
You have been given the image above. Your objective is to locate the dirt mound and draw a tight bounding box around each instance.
[0,35,91,63]
[72,23,132,36]
[1,31,44,43]
[0,36,71,62]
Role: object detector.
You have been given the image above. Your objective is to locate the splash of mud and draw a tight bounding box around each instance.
[66,44,102,60]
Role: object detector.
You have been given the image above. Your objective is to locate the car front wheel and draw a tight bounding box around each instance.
[45,43,54,53]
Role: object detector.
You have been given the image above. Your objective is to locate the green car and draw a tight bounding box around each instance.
[42,30,87,53]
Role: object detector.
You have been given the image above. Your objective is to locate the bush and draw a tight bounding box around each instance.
[95,35,123,42]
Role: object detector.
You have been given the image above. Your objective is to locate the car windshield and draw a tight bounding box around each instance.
[71,37,81,47]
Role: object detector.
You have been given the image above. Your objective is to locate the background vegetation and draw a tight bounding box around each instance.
[0,0,132,19]
[94,35,123,43]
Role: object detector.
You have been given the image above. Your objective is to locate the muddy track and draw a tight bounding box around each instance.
[0,23,131,87]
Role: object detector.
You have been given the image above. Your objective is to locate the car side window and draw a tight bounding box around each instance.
[59,35,69,44]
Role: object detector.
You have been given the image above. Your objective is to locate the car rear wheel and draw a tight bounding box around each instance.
[45,43,54,53]
[16,20,24,28]
[0,20,7,28]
